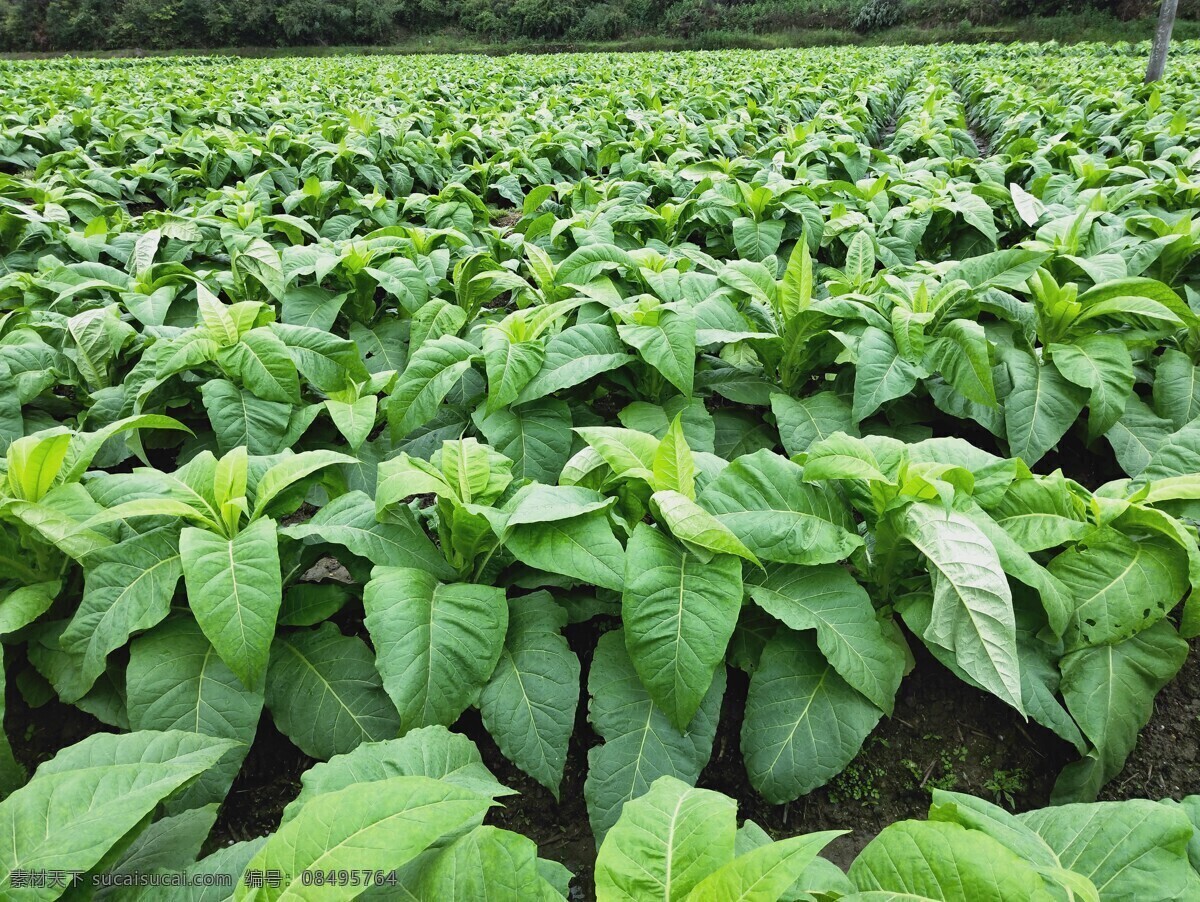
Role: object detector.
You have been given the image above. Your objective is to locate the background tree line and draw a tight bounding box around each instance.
[0,0,1193,53]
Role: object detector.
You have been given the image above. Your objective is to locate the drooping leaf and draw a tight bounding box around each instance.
[849,820,1056,901]
[180,517,282,688]
[283,725,513,824]
[126,618,263,813]
[770,391,857,458]
[266,622,401,760]
[623,524,742,730]
[62,525,181,698]
[1021,799,1200,900]
[903,503,1024,714]
[698,449,861,565]
[1054,620,1188,803]
[1051,335,1134,442]
[0,731,236,900]
[1003,350,1087,466]
[741,629,882,804]
[585,630,724,843]
[747,563,903,714]
[478,593,580,798]
[363,567,507,731]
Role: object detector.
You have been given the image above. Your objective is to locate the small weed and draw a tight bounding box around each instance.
[830,761,886,806]
[985,768,1029,808]
[903,741,970,793]
[829,738,890,806]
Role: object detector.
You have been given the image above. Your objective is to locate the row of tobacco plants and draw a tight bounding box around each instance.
[1,40,1200,899]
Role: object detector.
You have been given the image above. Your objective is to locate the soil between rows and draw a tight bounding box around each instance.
[9,630,1200,899]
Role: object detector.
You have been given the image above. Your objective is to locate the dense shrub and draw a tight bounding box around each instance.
[853,0,903,33]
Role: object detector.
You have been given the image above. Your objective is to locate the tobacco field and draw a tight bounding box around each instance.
[2,41,1200,899]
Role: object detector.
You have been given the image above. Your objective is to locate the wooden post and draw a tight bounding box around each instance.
[1146,0,1180,84]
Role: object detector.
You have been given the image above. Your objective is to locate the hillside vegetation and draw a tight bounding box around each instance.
[1,0,1198,53]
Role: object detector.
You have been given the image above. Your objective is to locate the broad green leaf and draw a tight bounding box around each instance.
[585,631,724,843]
[946,248,1051,290]
[278,584,349,627]
[0,730,236,901]
[180,517,282,688]
[686,831,844,902]
[505,509,626,592]
[125,838,265,902]
[200,379,292,455]
[483,329,544,412]
[266,623,401,760]
[1020,799,1200,900]
[478,593,580,797]
[741,629,882,804]
[102,804,219,889]
[1050,530,1188,649]
[733,216,785,261]
[6,430,71,501]
[623,524,742,730]
[281,490,453,578]
[516,323,633,403]
[282,285,348,331]
[1076,277,1191,325]
[650,490,759,564]
[618,308,696,395]
[844,231,876,286]
[61,525,181,699]
[803,432,893,484]
[59,413,190,485]
[698,449,861,565]
[1139,418,1200,483]
[652,414,695,497]
[504,483,615,526]
[326,396,377,450]
[272,322,368,393]
[0,580,59,636]
[127,618,263,813]
[474,399,573,484]
[387,334,477,440]
[747,564,903,713]
[283,726,512,824]
[928,789,1062,870]
[849,821,1056,901]
[417,826,560,901]
[1104,396,1174,478]
[931,319,997,407]
[988,476,1089,553]
[770,391,857,458]
[250,449,356,519]
[595,776,736,902]
[234,776,493,902]
[620,397,717,454]
[903,504,1023,713]
[574,426,659,484]
[780,236,814,320]
[218,328,301,404]
[1153,349,1200,430]
[853,327,924,421]
[1003,350,1087,466]
[363,567,507,730]
[1054,620,1188,802]
[1051,336,1134,441]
